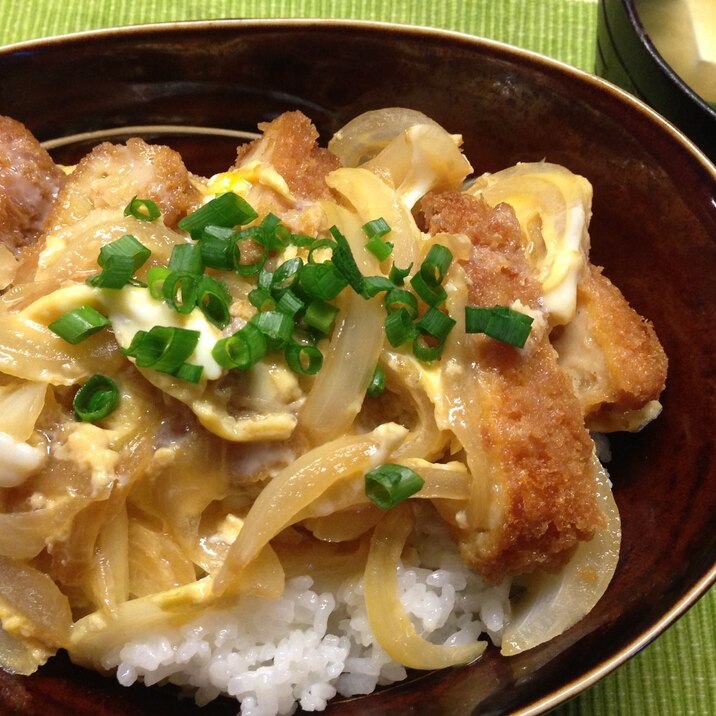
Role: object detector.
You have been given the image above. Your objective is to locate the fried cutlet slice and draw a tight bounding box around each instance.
[422,191,604,582]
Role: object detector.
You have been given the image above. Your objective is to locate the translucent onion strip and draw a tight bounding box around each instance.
[212,423,408,594]
[501,455,621,655]
[0,379,47,442]
[364,503,486,669]
[300,204,385,442]
[325,168,423,269]
[0,312,122,386]
[0,555,73,674]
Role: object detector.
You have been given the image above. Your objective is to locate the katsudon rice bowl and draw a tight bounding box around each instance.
[0,15,714,716]
[0,99,668,716]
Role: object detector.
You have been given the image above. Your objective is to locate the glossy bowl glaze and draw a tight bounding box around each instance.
[596,0,716,162]
[0,19,714,716]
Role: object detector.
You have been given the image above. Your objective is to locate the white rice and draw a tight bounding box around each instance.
[104,514,510,716]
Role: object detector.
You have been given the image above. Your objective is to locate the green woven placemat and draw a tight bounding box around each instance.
[0,2,714,715]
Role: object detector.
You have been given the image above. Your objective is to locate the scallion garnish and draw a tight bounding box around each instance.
[366,364,385,397]
[147,266,171,299]
[73,374,120,422]
[275,289,305,318]
[299,262,348,301]
[48,305,110,344]
[412,334,445,362]
[248,287,277,312]
[389,262,413,286]
[362,276,395,298]
[304,299,339,335]
[252,310,294,347]
[212,324,268,370]
[124,196,161,222]
[87,234,151,289]
[384,288,419,319]
[385,308,418,347]
[179,192,258,237]
[162,272,200,314]
[122,326,200,375]
[464,305,534,348]
[174,362,204,384]
[271,257,303,293]
[329,225,365,295]
[168,243,203,275]
[284,343,323,375]
[363,217,393,261]
[410,271,447,306]
[197,275,232,328]
[365,464,425,509]
[420,244,453,287]
[415,306,456,343]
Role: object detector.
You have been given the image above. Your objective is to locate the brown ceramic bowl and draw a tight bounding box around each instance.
[0,19,714,716]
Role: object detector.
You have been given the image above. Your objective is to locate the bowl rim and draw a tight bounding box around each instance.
[622,0,716,119]
[1,17,715,178]
[0,17,714,715]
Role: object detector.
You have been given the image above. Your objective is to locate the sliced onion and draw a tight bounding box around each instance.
[500,454,621,655]
[328,107,442,167]
[364,503,486,669]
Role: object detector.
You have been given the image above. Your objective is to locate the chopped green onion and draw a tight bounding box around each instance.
[73,374,120,423]
[389,262,413,286]
[248,287,277,312]
[329,225,365,295]
[87,234,151,289]
[362,217,391,241]
[122,325,200,375]
[97,234,152,271]
[410,271,447,306]
[412,334,445,362]
[86,254,136,289]
[362,276,395,297]
[252,310,294,347]
[147,266,171,299]
[168,243,203,276]
[384,288,419,319]
[271,257,303,293]
[304,299,339,335]
[124,196,161,222]
[365,464,424,509]
[48,305,110,344]
[212,324,268,370]
[299,262,348,301]
[275,289,305,318]
[464,305,534,348]
[179,192,258,236]
[420,244,453,287]
[385,308,417,347]
[307,238,336,264]
[289,232,315,248]
[197,276,232,328]
[284,343,323,375]
[366,364,385,397]
[174,362,204,383]
[232,237,268,276]
[255,213,285,250]
[199,235,234,270]
[162,272,200,314]
[415,307,456,342]
[363,219,393,261]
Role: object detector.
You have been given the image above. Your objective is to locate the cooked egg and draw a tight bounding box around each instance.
[23,284,225,381]
[0,432,46,487]
[203,161,294,202]
[468,162,592,326]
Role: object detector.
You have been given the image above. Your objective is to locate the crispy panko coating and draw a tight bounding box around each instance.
[0,115,65,252]
[422,192,604,581]
[235,111,340,203]
[553,263,668,431]
[46,138,201,231]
